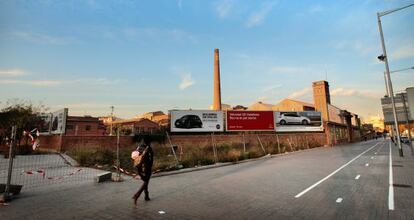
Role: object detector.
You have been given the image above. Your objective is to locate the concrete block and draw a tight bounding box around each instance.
[94,172,112,183]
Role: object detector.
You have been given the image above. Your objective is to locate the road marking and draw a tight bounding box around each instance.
[158,211,166,215]
[355,175,361,180]
[388,141,394,210]
[336,198,343,203]
[365,163,369,167]
[374,152,377,155]
[371,156,374,159]
[294,142,381,198]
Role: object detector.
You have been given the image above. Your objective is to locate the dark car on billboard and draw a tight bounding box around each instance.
[174,115,203,129]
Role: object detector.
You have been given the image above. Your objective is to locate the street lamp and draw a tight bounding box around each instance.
[377,3,414,157]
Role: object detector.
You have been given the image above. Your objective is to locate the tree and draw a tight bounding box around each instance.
[0,99,48,142]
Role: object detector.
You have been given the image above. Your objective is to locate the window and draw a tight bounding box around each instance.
[85,125,91,131]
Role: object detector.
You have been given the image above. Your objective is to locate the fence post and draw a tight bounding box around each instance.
[242,132,246,154]
[256,134,267,155]
[113,128,123,182]
[276,134,281,154]
[211,133,218,163]
[166,131,180,167]
[1,126,17,203]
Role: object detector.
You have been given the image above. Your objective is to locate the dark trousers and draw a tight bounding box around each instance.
[134,174,151,199]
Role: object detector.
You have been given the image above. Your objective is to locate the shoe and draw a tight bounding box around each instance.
[145,197,150,201]
[132,196,138,206]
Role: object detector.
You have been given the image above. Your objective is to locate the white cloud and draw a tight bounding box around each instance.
[214,0,235,18]
[177,0,183,10]
[270,66,308,74]
[0,69,26,77]
[331,87,380,99]
[391,43,414,60]
[0,79,61,86]
[309,5,323,13]
[245,1,277,28]
[287,87,312,99]
[179,73,195,90]
[10,31,75,45]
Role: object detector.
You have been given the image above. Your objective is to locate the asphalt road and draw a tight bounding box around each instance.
[1,139,413,220]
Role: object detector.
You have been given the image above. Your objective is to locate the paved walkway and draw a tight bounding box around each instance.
[1,139,413,219]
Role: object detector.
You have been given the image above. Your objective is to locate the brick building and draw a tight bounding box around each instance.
[65,116,107,136]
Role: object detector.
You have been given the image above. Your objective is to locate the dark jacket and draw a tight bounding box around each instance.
[136,144,153,180]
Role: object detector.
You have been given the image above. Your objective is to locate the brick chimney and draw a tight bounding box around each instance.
[213,48,222,110]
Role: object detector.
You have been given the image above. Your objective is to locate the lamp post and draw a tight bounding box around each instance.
[377,3,414,157]
[110,106,114,136]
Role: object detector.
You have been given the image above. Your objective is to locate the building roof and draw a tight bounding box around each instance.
[279,98,314,107]
[248,101,274,111]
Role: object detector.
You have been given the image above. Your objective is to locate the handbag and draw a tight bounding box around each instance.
[132,146,149,167]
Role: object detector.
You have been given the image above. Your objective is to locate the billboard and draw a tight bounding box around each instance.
[39,108,68,134]
[170,110,224,132]
[226,111,274,131]
[274,111,323,132]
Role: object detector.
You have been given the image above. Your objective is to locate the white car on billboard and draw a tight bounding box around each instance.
[276,112,311,125]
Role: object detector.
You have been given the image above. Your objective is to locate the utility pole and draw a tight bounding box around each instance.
[110,106,114,136]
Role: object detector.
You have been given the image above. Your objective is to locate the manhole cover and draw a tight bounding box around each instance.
[393,184,412,188]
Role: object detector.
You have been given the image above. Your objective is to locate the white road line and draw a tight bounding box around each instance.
[365,163,369,167]
[355,175,361,180]
[371,156,374,159]
[294,142,381,198]
[375,152,377,155]
[388,141,394,210]
[336,198,343,203]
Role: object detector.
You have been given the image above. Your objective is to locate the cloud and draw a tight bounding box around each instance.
[309,5,323,13]
[287,87,312,99]
[0,69,26,77]
[214,0,235,18]
[179,73,195,90]
[245,1,277,28]
[122,27,198,43]
[332,40,376,56]
[270,66,308,74]
[0,79,61,86]
[331,87,380,99]
[391,43,414,60]
[177,0,183,10]
[9,31,75,45]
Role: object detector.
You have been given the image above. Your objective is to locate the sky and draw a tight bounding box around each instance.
[0,0,413,120]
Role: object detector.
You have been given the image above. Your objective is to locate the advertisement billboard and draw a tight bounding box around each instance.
[226,111,274,131]
[274,111,323,132]
[39,108,68,134]
[170,110,224,132]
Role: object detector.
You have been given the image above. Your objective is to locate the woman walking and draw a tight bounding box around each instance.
[133,135,154,205]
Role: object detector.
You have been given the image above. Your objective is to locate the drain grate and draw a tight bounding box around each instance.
[392,164,403,167]
[393,184,412,188]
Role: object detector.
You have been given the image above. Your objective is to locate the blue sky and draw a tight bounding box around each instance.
[0,0,413,120]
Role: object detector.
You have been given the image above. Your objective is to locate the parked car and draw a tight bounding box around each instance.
[400,136,410,144]
[174,115,203,129]
[277,112,311,125]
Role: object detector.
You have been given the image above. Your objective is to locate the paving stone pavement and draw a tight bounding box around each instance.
[1,139,413,220]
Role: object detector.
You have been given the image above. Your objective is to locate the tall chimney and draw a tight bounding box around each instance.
[213,48,222,110]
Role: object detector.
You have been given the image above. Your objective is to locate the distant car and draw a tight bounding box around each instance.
[174,115,203,129]
[277,112,311,125]
[400,136,410,144]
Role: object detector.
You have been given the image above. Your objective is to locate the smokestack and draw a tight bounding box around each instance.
[213,48,222,110]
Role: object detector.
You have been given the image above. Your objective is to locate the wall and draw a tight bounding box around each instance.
[38,132,327,153]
